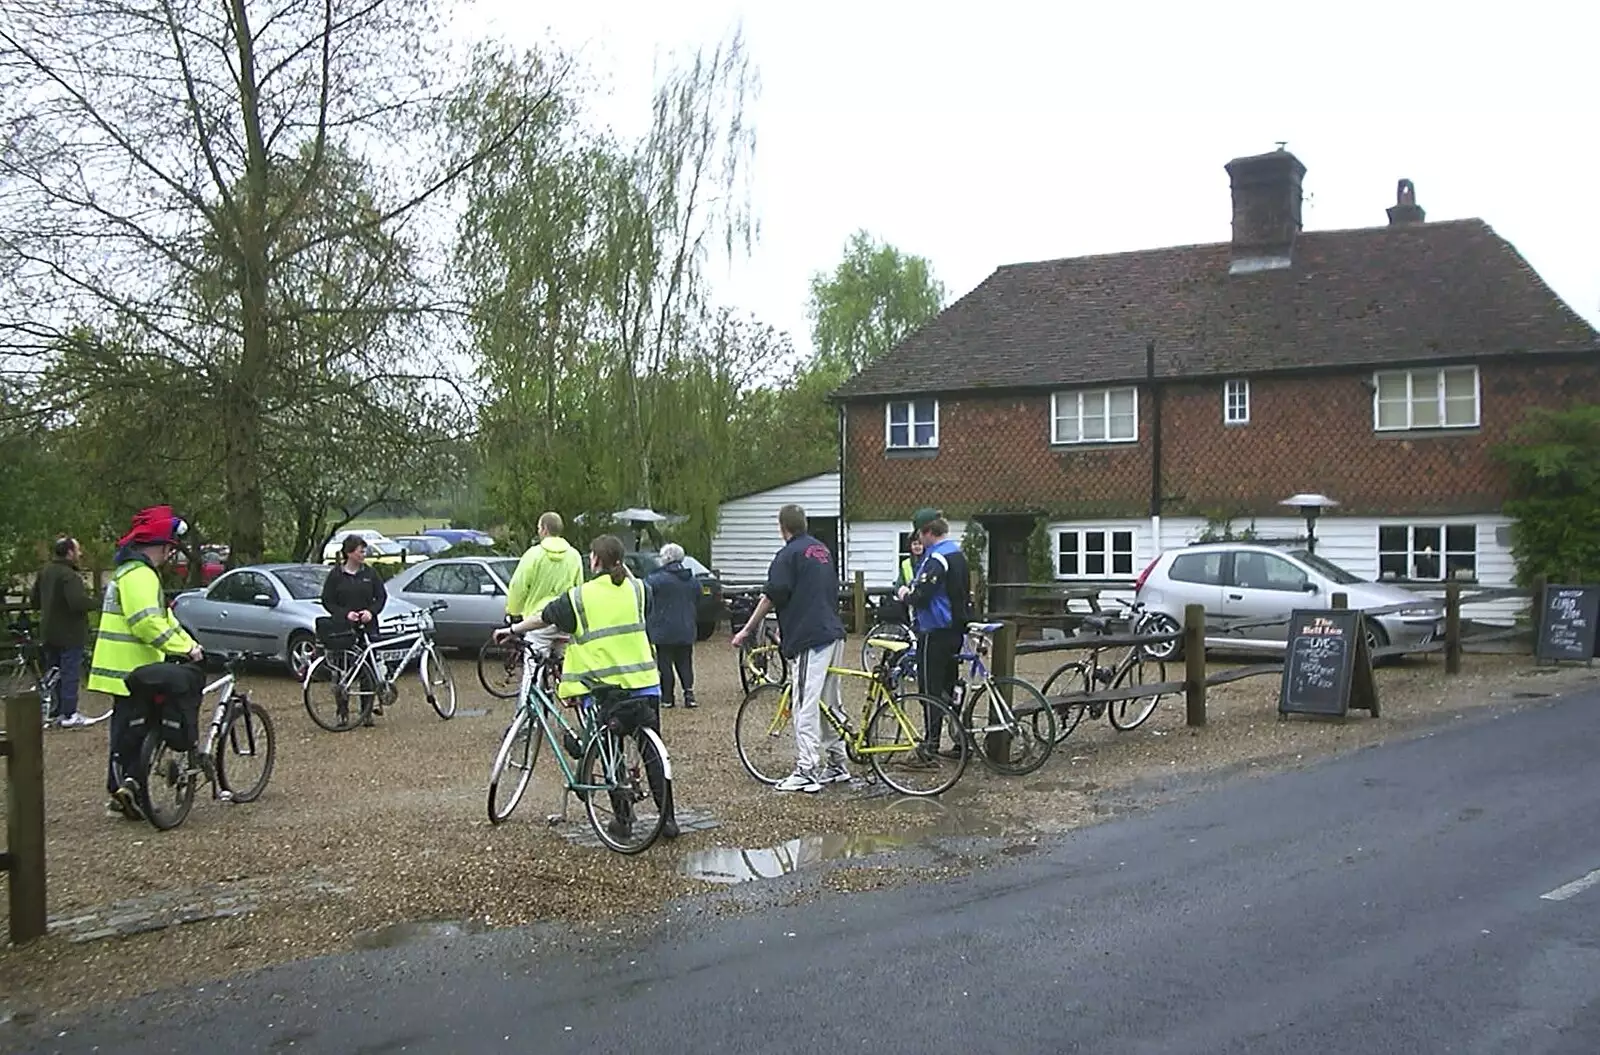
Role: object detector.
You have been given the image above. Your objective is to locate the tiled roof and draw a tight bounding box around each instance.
[832,219,1599,400]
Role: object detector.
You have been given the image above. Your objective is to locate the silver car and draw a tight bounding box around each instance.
[1134,542,1445,659]
[172,564,420,677]
[385,556,523,649]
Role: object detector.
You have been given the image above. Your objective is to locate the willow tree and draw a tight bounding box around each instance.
[0,0,542,561]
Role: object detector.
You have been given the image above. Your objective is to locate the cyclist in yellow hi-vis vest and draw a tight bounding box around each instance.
[497,534,678,840]
[89,505,202,818]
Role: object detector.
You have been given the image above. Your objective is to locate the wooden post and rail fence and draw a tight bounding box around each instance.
[1,689,48,946]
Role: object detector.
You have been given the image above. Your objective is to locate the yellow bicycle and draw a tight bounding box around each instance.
[733,636,969,797]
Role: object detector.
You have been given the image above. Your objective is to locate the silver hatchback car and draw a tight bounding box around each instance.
[1134,543,1445,659]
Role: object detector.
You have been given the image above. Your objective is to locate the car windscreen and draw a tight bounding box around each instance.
[275,565,330,600]
[1289,550,1364,586]
[682,556,711,576]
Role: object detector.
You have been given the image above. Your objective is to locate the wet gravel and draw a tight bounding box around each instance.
[1,641,1595,1018]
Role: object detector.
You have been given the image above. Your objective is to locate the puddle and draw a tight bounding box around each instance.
[679,799,1016,885]
[349,919,486,950]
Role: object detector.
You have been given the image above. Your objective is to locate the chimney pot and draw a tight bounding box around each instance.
[1386,178,1426,225]
[1225,148,1306,274]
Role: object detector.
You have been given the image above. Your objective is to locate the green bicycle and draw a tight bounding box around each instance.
[486,634,673,854]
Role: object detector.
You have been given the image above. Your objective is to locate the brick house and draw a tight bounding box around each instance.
[831,148,1600,617]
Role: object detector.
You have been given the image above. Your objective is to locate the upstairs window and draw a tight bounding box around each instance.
[1224,379,1250,425]
[1051,387,1138,445]
[1374,366,1479,431]
[885,398,938,450]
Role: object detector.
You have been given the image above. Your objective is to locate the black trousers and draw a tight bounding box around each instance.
[106,695,151,794]
[655,643,695,704]
[916,628,962,747]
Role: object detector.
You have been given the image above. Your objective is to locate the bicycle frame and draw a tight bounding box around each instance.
[314,618,431,696]
[509,640,673,825]
[754,657,925,759]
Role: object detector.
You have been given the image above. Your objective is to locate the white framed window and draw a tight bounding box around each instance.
[1373,366,1479,431]
[885,398,938,450]
[1056,528,1136,579]
[1377,524,1477,582]
[1224,379,1250,425]
[1051,387,1138,445]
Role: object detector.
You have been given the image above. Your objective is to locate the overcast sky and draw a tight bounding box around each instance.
[454,0,1600,355]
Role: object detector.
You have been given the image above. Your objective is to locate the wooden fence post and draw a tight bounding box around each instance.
[1531,575,1547,657]
[1444,580,1463,675]
[1331,592,1348,610]
[853,570,867,635]
[5,690,48,945]
[1184,603,1206,727]
[987,622,1017,759]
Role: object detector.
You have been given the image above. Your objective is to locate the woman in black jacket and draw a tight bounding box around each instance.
[645,543,699,709]
[321,535,387,630]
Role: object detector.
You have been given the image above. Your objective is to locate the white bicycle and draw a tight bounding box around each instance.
[299,601,457,731]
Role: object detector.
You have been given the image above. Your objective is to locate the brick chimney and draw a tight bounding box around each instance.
[1386,178,1426,225]
[1225,147,1306,274]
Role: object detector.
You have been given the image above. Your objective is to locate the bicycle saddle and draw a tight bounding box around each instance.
[965,621,1004,634]
[867,636,912,653]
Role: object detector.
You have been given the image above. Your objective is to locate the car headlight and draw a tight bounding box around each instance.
[1396,608,1441,618]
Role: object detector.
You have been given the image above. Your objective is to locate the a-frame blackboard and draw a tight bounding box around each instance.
[1278,608,1380,718]
[1536,584,1599,663]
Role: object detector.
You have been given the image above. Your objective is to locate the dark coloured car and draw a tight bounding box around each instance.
[623,551,724,641]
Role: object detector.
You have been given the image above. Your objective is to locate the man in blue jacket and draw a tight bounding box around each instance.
[896,508,971,760]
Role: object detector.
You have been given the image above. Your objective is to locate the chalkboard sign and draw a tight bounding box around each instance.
[1536,584,1600,663]
[1278,608,1380,718]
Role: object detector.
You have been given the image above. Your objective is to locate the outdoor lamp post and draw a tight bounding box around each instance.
[1279,493,1340,554]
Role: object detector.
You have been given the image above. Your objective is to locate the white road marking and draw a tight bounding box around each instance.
[1540,868,1600,902]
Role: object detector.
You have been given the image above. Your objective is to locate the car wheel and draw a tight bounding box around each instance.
[1366,621,1391,667]
[287,631,318,680]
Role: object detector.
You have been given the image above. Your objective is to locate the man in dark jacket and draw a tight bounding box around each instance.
[645,543,699,709]
[30,537,96,726]
[730,504,849,793]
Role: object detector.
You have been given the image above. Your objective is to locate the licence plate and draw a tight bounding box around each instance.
[377,649,408,667]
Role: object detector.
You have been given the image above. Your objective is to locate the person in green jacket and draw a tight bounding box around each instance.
[29,536,97,726]
[504,511,585,657]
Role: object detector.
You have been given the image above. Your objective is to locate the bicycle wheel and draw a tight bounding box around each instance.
[302,653,376,732]
[216,698,276,803]
[1108,656,1168,731]
[136,731,196,831]
[422,645,457,719]
[487,706,542,824]
[580,728,667,854]
[1041,661,1092,743]
[866,692,968,797]
[738,639,788,695]
[962,676,1056,776]
[734,683,793,786]
[477,638,523,699]
[860,622,913,672]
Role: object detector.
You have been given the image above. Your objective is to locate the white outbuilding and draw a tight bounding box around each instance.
[710,472,841,585]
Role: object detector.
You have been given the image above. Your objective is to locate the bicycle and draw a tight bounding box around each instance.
[946,621,1057,775]
[3,618,109,727]
[134,650,279,831]
[733,636,969,797]
[301,601,457,731]
[485,633,674,854]
[860,617,913,675]
[476,622,524,699]
[1039,600,1174,739]
[737,615,788,695]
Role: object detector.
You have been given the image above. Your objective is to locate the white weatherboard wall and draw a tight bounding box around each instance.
[847,513,1522,623]
[846,520,970,588]
[711,472,839,585]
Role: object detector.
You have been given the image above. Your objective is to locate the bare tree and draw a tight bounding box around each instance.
[0,0,551,561]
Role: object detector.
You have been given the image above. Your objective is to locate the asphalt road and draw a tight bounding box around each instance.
[22,685,1600,1055]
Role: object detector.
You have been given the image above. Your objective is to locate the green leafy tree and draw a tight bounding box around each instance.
[806,230,946,376]
[1497,405,1600,584]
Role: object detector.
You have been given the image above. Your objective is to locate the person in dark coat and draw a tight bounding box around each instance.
[645,543,699,709]
[30,536,97,726]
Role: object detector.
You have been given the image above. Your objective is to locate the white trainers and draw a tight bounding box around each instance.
[819,763,853,785]
[58,713,91,728]
[774,768,823,794]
